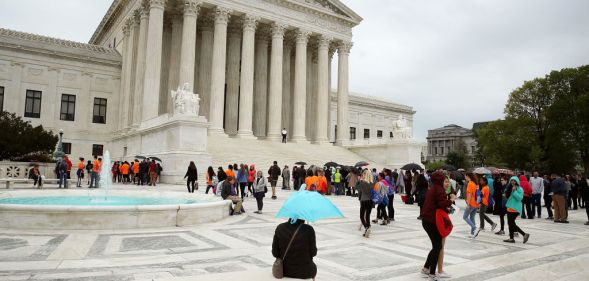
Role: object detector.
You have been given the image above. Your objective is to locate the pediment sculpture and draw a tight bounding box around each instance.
[393,115,413,139]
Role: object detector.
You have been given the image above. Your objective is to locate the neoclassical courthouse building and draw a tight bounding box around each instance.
[0,0,422,182]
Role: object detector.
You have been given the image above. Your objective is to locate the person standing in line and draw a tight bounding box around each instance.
[248,164,256,194]
[384,169,396,221]
[333,168,342,196]
[111,161,120,183]
[493,176,509,235]
[156,163,163,184]
[415,173,429,220]
[551,173,568,223]
[316,169,328,195]
[529,171,544,218]
[374,173,390,225]
[282,165,291,190]
[543,174,554,220]
[297,165,306,191]
[579,175,589,225]
[268,161,281,199]
[324,167,332,194]
[357,169,374,237]
[503,176,530,243]
[519,175,533,219]
[91,157,102,188]
[237,164,248,199]
[478,177,497,231]
[281,128,288,143]
[55,159,68,188]
[131,160,139,184]
[76,158,85,187]
[121,161,130,184]
[86,160,93,186]
[205,166,216,194]
[148,160,158,186]
[64,155,72,180]
[184,161,198,193]
[217,167,227,182]
[463,173,480,238]
[252,170,267,214]
[420,171,455,281]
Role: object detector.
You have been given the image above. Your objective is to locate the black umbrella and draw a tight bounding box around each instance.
[401,163,424,171]
[148,156,162,162]
[134,155,146,160]
[442,164,456,171]
[355,161,369,167]
[295,161,307,165]
[324,162,339,168]
[451,170,465,181]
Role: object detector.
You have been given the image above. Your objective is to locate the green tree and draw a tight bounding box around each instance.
[446,151,466,170]
[0,111,58,161]
[425,161,445,171]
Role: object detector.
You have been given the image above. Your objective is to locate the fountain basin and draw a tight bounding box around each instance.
[0,190,231,230]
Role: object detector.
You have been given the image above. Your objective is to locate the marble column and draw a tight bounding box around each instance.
[315,35,330,143]
[253,27,269,137]
[266,23,286,140]
[291,30,310,143]
[141,0,166,121]
[224,21,241,135]
[208,7,231,133]
[132,7,149,126]
[236,15,258,138]
[198,14,214,120]
[159,19,172,115]
[328,45,335,142]
[167,16,182,113]
[178,0,199,91]
[281,40,293,138]
[336,41,352,146]
[120,19,135,130]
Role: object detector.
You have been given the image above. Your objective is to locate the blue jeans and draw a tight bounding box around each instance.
[59,171,68,188]
[463,205,478,234]
[90,173,99,188]
[531,194,542,218]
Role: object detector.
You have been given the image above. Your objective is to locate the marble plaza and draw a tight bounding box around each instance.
[1,183,588,281]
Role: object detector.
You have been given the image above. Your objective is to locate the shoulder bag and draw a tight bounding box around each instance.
[272,224,302,279]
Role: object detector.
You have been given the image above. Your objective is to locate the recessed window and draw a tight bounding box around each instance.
[62,142,72,154]
[92,144,104,156]
[24,90,42,118]
[390,132,393,139]
[60,94,76,121]
[434,147,438,155]
[0,86,4,111]
[441,147,444,155]
[92,98,107,124]
[364,129,370,139]
[377,130,383,138]
[350,127,356,140]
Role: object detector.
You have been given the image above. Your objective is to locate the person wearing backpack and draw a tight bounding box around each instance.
[55,159,69,189]
[252,170,267,214]
[478,177,497,231]
[463,173,480,238]
[373,172,390,225]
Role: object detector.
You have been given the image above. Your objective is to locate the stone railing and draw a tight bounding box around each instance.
[0,161,54,179]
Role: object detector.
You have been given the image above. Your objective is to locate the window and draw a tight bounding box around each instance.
[364,129,370,139]
[60,94,76,121]
[447,146,451,153]
[24,90,42,118]
[377,130,383,138]
[0,86,4,111]
[350,127,356,140]
[441,147,444,155]
[92,98,107,124]
[390,132,394,139]
[62,142,72,154]
[434,147,438,155]
[92,144,104,156]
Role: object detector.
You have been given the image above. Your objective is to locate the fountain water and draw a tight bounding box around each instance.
[99,151,112,200]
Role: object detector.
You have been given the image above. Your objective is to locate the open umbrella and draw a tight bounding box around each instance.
[401,163,424,171]
[148,156,162,162]
[355,161,369,167]
[497,168,514,175]
[473,167,492,174]
[294,161,307,165]
[276,190,344,223]
[134,155,146,160]
[324,162,339,168]
[441,164,456,171]
[451,170,465,181]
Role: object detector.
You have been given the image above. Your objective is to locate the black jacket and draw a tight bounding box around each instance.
[268,165,281,181]
[272,220,317,279]
[184,167,198,181]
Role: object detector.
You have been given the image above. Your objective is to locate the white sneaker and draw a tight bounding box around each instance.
[437,271,452,278]
[428,274,441,281]
[421,267,430,277]
[473,228,481,238]
[364,227,371,238]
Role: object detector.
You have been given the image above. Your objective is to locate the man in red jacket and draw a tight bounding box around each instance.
[519,175,533,219]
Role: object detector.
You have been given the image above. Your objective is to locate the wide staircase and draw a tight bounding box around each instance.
[207,135,381,171]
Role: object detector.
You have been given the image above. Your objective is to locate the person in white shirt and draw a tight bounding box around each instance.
[281,128,288,143]
[529,171,544,218]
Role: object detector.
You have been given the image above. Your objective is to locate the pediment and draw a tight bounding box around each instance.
[290,0,363,23]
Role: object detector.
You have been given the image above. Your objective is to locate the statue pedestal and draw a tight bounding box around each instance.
[347,138,424,169]
[109,114,211,184]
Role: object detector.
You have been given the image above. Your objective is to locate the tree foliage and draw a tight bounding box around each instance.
[0,111,58,161]
[475,65,589,174]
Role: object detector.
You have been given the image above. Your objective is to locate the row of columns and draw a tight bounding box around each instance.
[118,0,352,144]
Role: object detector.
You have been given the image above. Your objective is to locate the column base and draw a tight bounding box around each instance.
[208,127,227,137]
[335,140,350,147]
[236,131,257,139]
[290,136,310,144]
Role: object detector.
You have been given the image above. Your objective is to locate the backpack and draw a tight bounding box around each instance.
[211,175,218,186]
[371,189,382,204]
[475,189,482,204]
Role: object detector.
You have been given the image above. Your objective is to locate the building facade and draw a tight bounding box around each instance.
[426,124,477,164]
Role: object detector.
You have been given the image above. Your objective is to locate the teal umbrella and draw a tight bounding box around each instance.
[276,190,344,223]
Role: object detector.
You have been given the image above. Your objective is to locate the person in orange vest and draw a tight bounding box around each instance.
[76,157,85,187]
[120,161,130,184]
[90,156,102,188]
[132,160,140,185]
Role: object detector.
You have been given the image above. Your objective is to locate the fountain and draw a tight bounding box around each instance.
[0,131,231,230]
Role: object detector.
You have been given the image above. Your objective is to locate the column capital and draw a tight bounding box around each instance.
[122,21,132,37]
[182,0,200,16]
[139,3,150,19]
[242,14,259,32]
[214,7,232,24]
[271,22,287,39]
[328,44,337,59]
[147,0,166,10]
[338,41,353,55]
[199,12,215,32]
[295,29,311,44]
[318,35,332,49]
[132,9,142,25]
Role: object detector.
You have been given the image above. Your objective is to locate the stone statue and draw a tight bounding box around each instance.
[393,115,413,139]
[171,83,200,116]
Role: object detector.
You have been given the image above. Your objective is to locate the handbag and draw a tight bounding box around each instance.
[273,224,302,279]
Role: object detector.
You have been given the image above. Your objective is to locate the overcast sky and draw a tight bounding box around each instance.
[1,0,588,140]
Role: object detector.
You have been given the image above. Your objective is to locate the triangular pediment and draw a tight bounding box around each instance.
[290,0,363,24]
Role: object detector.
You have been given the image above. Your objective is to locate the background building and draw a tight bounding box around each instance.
[426,124,477,165]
